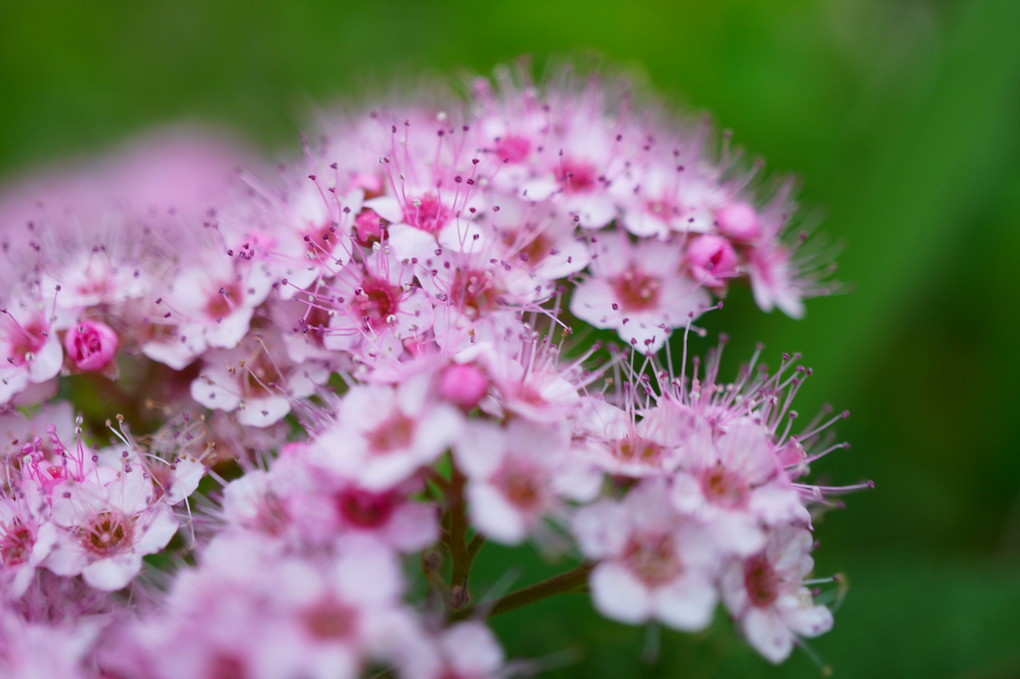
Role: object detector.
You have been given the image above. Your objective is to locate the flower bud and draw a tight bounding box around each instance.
[438,363,489,410]
[686,234,738,287]
[64,320,119,371]
[715,202,761,241]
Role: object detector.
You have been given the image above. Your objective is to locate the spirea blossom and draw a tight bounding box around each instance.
[0,65,862,678]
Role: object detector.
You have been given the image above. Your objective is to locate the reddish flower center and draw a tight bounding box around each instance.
[403,194,450,234]
[5,316,48,367]
[206,281,244,321]
[623,533,681,587]
[611,267,662,312]
[80,509,133,557]
[556,158,598,193]
[353,278,400,330]
[335,487,397,528]
[243,352,280,398]
[208,653,248,679]
[495,135,531,163]
[0,521,33,567]
[701,464,748,509]
[612,436,664,465]
[646,198,672,217]
[744,553,781,607]
[496,464,544,511]
[448,269,498,319]
[304,221,339,261]
[366,413,415,454]
[297,304,331,347]
[518,233,552,265]
[302,597,357,640]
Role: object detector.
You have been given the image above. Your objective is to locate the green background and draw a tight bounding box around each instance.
[2,0,1019,676]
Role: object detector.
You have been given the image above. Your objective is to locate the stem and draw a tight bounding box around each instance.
[453,560,596,621]
[446,466,471,608]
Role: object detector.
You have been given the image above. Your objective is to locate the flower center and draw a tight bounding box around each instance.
[497,465,544,511]
[612,436,664,465]
[302,597,356,640]
[743,553,781,607]
[0,521,33,567]
[206,281,244,321]
[611,266,662,312]
[556,158,598,193]
[366,413,415,454]
[5,315,47,367]
[623,533,681,587]
[335,487,397,528]
[81,509,134,557]
[449,269,497,318]
[701,464,748,509]
[353,278,400,329]
[403,193,449,234]
[304,221,339,261]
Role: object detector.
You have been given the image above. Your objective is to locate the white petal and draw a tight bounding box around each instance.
[743,607,794,664]
[82,552,143,591]
[653,575,718,631]
[590,562,651,624]
[135,505,179,554]
[467,483,527,545]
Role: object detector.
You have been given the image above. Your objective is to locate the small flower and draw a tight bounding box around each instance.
[720,525,834,663]
[63,319,119,371]
[46,466,178,591]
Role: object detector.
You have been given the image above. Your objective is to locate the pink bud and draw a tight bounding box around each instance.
[354,209,388,247]
[686,234,738,287]
[715,202,761,241]
[63,320,119,371]
[438,364,489,410]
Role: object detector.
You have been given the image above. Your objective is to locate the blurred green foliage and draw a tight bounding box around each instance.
[2,0,1019,676]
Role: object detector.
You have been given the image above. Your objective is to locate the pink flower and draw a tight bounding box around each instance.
[720,526,833,663]
[0,305,62,404]
[455,419,594,544]
[570,230,709,353]
[46,466,178,591]
[574,480,719,631]
[308,375,462,491]
[685,233,739,288]
[63,319,119,371]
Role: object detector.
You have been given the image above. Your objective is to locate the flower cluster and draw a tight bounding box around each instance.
[0,67,862,677]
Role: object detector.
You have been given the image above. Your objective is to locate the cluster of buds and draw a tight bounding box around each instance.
[0,66,864,677]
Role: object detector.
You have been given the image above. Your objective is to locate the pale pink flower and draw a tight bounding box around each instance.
[166,252,274,350]
[0,610,101,679]
[570,230,709,353]
[671,420,805,556]
[0,303,62,404]
[46,466,178,591]
[308,374,462,491]
[573,397,685,478]
[318,248,434,359]
[720,525,833,663]
[0,494,57,598]
[398,621,506,679]
[190,330,329,428]
[573,480,719,631]
[455,418,595,544]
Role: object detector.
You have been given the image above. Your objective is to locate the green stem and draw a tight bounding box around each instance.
[452,560,596,621]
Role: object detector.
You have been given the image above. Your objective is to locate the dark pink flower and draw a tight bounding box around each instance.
[63,320,119,371]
